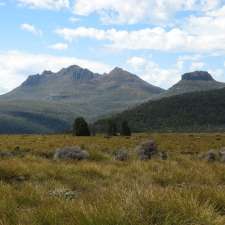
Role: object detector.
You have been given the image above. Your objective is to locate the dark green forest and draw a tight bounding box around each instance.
[95,88,225,132]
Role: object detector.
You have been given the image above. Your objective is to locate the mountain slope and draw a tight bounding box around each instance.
[157,71,225,99]
[2,66,163,102]
[95,87,225,132]
[0,65,164,133]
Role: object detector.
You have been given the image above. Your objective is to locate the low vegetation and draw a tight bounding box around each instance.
[0,133,225,225]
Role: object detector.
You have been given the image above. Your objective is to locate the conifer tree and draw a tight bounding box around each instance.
[73,117,90,136]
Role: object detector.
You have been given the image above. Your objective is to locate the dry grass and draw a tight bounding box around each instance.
[0,133,225,225]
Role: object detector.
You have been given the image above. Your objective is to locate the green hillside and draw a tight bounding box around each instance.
[0,100,74,134]
[95,88,225,132]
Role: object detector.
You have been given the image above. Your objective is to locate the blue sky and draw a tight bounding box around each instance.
[1,0,225,93]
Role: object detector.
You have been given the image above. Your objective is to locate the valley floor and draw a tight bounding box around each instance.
[0,133,225,225]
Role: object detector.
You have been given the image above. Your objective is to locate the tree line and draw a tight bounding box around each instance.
[73,117,131,136]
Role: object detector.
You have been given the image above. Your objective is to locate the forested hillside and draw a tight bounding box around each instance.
[95,88,225,132]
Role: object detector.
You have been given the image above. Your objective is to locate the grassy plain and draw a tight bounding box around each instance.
[0,133,225,225]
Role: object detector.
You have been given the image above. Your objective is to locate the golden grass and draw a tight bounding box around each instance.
[0,133,224,225]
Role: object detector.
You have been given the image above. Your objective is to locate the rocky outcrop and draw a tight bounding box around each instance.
[182,71,214,81]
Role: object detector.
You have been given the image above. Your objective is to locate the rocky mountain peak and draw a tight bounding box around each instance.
[58,65,100,81]
[42,70,54,75]
[22,74,42,87]
[110,67,124,73]
[108,67,136,79]
[182,71,214,81]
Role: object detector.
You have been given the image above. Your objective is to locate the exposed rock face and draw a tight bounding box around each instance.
[182,71,214,81]
[54,146,89,160]
[22,74,42,87]
[57,65,99,81]
[22,65,99,88]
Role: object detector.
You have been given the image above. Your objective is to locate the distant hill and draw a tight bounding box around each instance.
[95,87,225,132]
[0,65,164,133]
[156,71,225,99]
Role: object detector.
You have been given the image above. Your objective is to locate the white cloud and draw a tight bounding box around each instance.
[127,55,225,88]
[186,15,225,36]
[48,43,68,50]
[190,61,205,71]
[56,2,225,54]
[208,68,225,81]
[56,27,109,41]
[126,57,147,70]
[207,4,225,17]
[21,23,42,36]
[127,56,181,88]
[0,51,111,94]
[55,26,225,53]
[17,0,69,10]
[73,0,222,24]
[176,54,203,71]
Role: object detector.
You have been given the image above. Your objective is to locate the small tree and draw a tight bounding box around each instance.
[107,120,117,136]
[73,117,90,136]
[121,121,131,136]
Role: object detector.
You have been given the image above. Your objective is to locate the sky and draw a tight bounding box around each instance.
[1,0,225,93]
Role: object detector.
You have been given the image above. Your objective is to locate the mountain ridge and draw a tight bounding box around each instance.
[1,65,163,101]
[0,67,225,134]
[0,65,164,133]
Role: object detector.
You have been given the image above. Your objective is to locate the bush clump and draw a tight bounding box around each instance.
[54,146,89,161]
[73,117,90,136]
[137,140,158,160]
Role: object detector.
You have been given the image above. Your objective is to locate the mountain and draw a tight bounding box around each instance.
[0,65,164,133]
[1,67,224,134]
[157,71,225,98]
[2,66,163,102]
[95,87,225,132]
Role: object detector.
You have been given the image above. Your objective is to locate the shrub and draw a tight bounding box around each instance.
[53,146,89,160]
[73,117,90,136]
[137,140,158,160]
[114,149,129,161]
